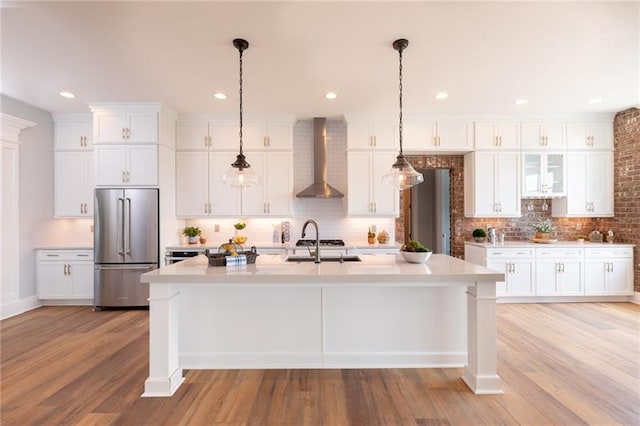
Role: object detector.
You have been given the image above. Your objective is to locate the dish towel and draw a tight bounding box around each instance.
[226,254,247,267]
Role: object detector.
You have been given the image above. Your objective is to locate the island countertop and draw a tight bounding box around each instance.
[141,253,504,284]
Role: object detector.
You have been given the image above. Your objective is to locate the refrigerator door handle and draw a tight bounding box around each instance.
[95,264,156,271]
[125,197,132,256]
[117,197,125,257]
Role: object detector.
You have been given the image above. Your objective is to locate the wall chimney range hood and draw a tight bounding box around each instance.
[296,118,344,198]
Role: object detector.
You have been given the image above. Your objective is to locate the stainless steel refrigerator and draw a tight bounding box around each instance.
[94,188,158,310]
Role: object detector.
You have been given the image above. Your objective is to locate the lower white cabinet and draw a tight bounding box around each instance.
[94,145,158,186]
[54,151,93,217]
[535,248,583,296]
[584,247,633,295]
[483,248,535,297]
[37,249,94,300]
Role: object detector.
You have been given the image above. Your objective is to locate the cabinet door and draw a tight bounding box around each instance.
[240,123,268,150]
[495,152,520,216]
[584,260,607,294]
[347,122,373,149]
[558,260,583,295]
[606,259,632,294]
[347,151,374,215]
[209,153,241,216]
[126,111,158,143]
[240,152,267,215]
[487,260,508,297]
[95,146,127,185]
[436,122,473,151]
[176,152,210,217]
[402,122,437,151]
[177,121,210,150]
[522,153,542,197]
[94,111,127,143]
[509,260,535,296]
[55,152,92,217]
[470,152,498,216]
[38,262,70,298]
[522,122,565,149]
[536,260,559,295]
[210,122,244,150]
[586,151,613,216]
[265,123,293,150]
[371,122,396,149]
[474,122,521,150]
[128,145,158,185]
[70,261,94,299]
[264,151,292,215]
[372,151,398,215]
[544,153,565,195]
[55,120,92,150]
[567,122,613,150]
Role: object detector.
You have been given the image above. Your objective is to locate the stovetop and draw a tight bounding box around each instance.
[296,239,345,247]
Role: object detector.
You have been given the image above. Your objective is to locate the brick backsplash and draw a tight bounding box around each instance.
[396,108,640,292]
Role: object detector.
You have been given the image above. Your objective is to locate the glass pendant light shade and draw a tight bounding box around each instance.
[223,38,260,189]
[382,153,424,190]
[383,38,423,190]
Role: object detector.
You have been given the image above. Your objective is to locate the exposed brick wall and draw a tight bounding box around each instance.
[396,108,639,291]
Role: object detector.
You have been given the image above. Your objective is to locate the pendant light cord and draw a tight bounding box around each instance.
[238,45,244,156]
[398,45,404,156]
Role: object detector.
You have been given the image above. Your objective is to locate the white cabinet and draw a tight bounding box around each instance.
[177,120,293,151]
[567,122,613,150]
[535,248,583,296]
[521,122,566,150]
[474,122,520,150]
[347,151,398,216]
[522,152,566,198]
[483,248,535,297]
[54,152,93,217]
[464,151,521,217]
[584,247,633,295]
[93,110,158,144]
[37,250,94,300]
[552,151,613,217]
[347,121,396,150]
[94,145,158,186]
[241,151,293,216]
[402,121,473,152]
[53,115,92,150]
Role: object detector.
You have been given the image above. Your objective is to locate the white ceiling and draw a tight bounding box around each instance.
[1,1,638,120]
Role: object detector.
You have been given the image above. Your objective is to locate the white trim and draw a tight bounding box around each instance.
[1,296,42,320]
[632,292,640,304]
[39,299,93,306]
[497,295,633,304]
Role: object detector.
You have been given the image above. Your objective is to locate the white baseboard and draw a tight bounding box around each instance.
[632,292,640,304]
[1,295,41,320]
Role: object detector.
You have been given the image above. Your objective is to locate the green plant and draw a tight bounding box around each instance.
[472,228,486,238]
[234,222,246,230]
[182,226,201,237]
[401,240,431,253]
[533,219,555,233]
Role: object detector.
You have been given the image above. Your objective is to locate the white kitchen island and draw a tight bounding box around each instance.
[140,253,504,397]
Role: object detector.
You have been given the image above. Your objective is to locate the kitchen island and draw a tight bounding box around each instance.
[140,253,504,397]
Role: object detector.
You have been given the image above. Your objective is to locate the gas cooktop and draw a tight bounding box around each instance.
[296,239,345,247]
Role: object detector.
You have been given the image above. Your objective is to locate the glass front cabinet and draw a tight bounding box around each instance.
[522,152,566,198]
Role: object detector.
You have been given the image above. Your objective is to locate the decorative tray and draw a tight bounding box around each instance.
[529,238,558,244]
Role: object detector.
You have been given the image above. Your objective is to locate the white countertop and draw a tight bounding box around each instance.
[464,241,635,248]
[166,240,402,251]
[142,253,503,284]
[36,246,93,250]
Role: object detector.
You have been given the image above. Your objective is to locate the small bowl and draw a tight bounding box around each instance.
[400,251,432,263]
[233,236,247,245]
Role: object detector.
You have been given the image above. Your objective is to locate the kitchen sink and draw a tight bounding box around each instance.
[285,255,362,263]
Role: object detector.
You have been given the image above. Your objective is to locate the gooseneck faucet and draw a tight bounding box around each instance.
[301,219,321,263]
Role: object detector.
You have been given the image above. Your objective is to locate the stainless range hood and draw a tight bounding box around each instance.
[296,117,344,198]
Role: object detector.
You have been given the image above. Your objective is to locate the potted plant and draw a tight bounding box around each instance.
[183,226,201,244]
[472,228,487,243]
[400,240,432,263]
[533,218,555,240]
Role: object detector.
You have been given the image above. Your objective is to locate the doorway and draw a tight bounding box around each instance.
[407,169,451,254]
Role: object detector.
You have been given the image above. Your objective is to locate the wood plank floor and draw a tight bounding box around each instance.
[1,303,638,425]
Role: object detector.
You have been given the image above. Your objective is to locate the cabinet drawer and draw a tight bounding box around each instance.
[38,250,93,261]
[536,248,583,258]
[585,247,633,258]
[486,248,534,258]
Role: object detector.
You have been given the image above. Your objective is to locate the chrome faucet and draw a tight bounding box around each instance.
[301,219,321,263]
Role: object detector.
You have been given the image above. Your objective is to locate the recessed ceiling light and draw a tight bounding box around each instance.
[435,92,448,100]
[325,92,338,100]
[587,98,603,104]
[213,93,227,100]
[59,91,75,99]
[514,99,529,105]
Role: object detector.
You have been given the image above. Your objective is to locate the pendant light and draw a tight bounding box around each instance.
[382,39,424,190]
[222,38,261,189]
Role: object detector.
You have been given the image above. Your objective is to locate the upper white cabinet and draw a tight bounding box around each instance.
[347,151,398,216]
[566,121,613,150]
[521,122,566,150]
[53,114,92,150]
[464,151,521,217]
[93,110,158,144]
[347,121,396,150]
[94,145,158,186]
[552,151,613,217]
[522,152,566,198]
[177,119,293,151]
[401,121,473,152]
[240,151,293,216]
[474,122,520,150]
[55,151,94,217]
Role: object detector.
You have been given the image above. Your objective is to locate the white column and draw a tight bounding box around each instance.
[462,280,503,394]
[142,283,184,397]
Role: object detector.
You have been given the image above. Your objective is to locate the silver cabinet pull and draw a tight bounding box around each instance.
[46,254,59,257]
[122,127,126,139]
[126,197,132,255]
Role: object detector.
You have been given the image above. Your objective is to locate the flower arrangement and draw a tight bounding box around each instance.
[533,219,555,234]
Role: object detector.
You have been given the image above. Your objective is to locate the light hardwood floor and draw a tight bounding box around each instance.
[1,303,639,425]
